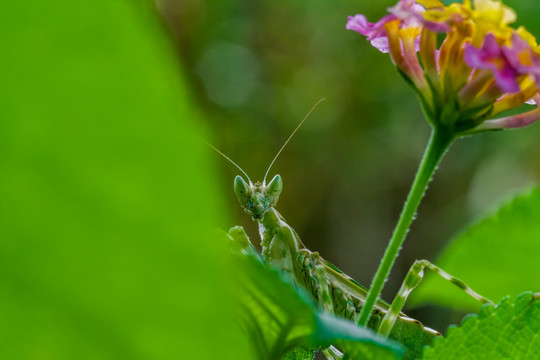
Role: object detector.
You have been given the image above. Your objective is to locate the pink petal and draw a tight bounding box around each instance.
[464,34,521,93]
[503,33,540,88]
[370,37,391,53]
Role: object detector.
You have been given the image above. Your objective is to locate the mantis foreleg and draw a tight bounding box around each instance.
[302,254,345,360]
[228,226,260,259]
[323,345,344,360]
[300,251,334,313]
[378,259,493,336]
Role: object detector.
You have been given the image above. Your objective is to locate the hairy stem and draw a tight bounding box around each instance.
[357,128,454,328]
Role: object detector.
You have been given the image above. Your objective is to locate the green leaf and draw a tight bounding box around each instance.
[410,188,540,310]
[421,292,540,359]
[0,1,247,359]
[236,253,404,360]
[283,347,316,360]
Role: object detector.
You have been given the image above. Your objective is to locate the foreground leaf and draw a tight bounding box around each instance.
[283,347,316,360]
[0,1,246,359]
[421,292,540,359]
[410,188,540,310]
[236,253,404,360]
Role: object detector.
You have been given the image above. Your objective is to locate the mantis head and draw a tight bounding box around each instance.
[208,99,324,219]
[234,175,283,219]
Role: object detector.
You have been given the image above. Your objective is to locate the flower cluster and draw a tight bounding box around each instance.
[347,0,540,133]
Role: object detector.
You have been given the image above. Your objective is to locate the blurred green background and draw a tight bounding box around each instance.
[158,0,540,329]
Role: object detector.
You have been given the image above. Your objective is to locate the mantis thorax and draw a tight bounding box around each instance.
[234,174,283,220]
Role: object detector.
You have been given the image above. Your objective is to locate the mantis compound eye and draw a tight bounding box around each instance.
[234,175,250,207]
[267,174,283,206]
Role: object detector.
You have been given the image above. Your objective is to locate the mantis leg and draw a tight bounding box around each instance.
[301,253,345,360]
[322,346,344,360]
[301,251,335,313]
[378,259,493,337]
[228,226,260,259]
[309,266,343,360]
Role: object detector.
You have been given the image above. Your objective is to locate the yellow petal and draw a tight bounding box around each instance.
[400,27,421,40]
[423,4,470,24]
[501,4,517,25]
[516,26,540,54]
[417,0,445,9]
[473,0,516,26]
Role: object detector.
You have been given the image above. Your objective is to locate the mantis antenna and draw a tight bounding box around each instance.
[263,98,326,184]
[205,141,253,184]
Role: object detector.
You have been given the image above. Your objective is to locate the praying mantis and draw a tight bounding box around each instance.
[213,100,493,359]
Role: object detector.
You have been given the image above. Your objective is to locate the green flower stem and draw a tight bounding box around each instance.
[357,127,455,328]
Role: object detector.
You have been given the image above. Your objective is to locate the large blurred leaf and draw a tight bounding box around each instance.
[410,188,540,310]
[0,1,247,359]
[236,251,404,360]
[421,292,540,359]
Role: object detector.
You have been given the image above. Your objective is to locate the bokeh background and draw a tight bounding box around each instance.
[158,0,540,329]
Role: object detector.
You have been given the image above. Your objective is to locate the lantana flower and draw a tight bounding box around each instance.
[347,0,540,330]
[346,0,540,134]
